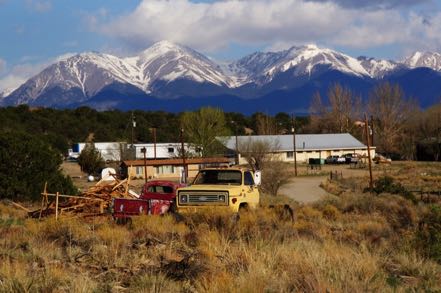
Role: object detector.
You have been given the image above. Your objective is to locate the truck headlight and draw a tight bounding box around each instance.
[181,195,187,203]
[219,195,225,202]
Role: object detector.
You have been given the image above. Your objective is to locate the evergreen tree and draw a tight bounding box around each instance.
[0,131,77,201]
[77,142,105,175]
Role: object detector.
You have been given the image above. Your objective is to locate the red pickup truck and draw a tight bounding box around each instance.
[112,180,185,223]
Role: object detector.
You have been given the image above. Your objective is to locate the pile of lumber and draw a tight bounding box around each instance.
[29,178,138,219]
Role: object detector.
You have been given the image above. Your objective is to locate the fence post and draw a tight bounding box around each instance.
[55,192,59,221]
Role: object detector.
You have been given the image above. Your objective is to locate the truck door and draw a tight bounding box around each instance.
[244,171,259,205]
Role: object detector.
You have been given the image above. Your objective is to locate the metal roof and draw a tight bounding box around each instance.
[221,133,367,151]
[122,157,231,167]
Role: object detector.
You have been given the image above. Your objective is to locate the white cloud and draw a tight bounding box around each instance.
[306,0,430,9]
[95,0,441,55]
[0,53,75,92]
[99,0,351,52]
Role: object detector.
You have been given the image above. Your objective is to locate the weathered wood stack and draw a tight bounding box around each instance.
[29,178,138,219]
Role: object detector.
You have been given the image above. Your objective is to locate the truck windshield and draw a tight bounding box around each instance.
[146,185,173,193]
[193,170,242,185]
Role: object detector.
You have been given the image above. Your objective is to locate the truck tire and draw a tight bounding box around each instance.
[239,203,249,212]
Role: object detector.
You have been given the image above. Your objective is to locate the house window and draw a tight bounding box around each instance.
[286,151,294,158]
[135,166,143,176]
[168,147,174,153]
[155,165,175,175]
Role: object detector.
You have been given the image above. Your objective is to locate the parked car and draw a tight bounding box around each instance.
[336,156,346,164]
[342,153,359,164]
[325,155,339,164]
[112,180,186,223]
[326,155,346,164]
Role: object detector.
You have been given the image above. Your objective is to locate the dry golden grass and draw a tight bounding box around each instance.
[0,162,440,292]
[0,198,439,292]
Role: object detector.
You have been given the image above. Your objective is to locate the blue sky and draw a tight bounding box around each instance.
[1,0,441,91]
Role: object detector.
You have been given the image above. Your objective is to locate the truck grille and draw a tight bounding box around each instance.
[179,191,228,205]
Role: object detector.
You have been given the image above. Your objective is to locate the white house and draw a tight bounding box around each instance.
[69,142,123,161]
[133,143,196,160]
[68,142,196,162]
[222,133,375,164]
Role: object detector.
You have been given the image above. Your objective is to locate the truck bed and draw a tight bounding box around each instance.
[112,197,174,218]
[113,198,149,218]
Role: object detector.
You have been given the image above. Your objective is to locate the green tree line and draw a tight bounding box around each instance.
[0,105,308,156]
[1,83,439,161]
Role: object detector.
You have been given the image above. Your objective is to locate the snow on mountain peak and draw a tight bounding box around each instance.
[404,51,441,71]
[357,56,398,78]
[0,87,16,99]
[5,41,441,107]
[133,40,232,87]
[231,44,371,85]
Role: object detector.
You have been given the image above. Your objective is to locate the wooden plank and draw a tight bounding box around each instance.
[60,204,86,212]
[40,193,105,201]
[39,182,48,220]
[55,192,59,221]
[112,179,127,191]
[10,201,31,213]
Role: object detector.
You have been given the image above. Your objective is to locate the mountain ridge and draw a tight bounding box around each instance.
[2,41,441,113]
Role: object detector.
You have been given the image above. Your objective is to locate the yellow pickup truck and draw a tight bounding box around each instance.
[176,167,261,212]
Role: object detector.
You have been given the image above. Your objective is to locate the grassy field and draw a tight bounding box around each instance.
[1,162,440,292]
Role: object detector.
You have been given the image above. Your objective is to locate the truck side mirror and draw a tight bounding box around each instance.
[254,170,261,186]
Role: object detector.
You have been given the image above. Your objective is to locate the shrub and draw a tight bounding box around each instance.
[321,204,341,221]
[261,161,292,196]
[416,205,441,263]
[370,176,416,203]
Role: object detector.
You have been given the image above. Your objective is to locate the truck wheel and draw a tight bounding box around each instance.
[172,212,185,223]
[116,217,131,225]
[168,201,177,214]
[239,203,249,212]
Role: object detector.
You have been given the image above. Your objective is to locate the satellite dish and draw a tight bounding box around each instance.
[101,168,116,181]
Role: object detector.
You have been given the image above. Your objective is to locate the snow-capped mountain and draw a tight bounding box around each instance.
[404,51,441,71]
[2,41,441,112]
[132,41,233,88]
[357,56,399,78]
[0,87,16,99]
[3,41,232,106]
[230,44,370,85]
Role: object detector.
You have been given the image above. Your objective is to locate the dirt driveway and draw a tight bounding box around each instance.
[278,176,329,203]
[278,164,377,203]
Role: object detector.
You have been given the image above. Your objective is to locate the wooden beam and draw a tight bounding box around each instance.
[40,193,106,201]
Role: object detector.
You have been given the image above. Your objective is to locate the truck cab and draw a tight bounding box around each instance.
[176,167,261,213]
[112,180,185,220]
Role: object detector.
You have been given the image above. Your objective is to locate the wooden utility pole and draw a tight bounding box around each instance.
[364,114,373,190]
[131,112,136,146]
[235,134,239,165]
[152,128,157,159]
[180,128,187,183]
[141,147,147,183]
[291,114,298,176]
[231,120,239,165]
